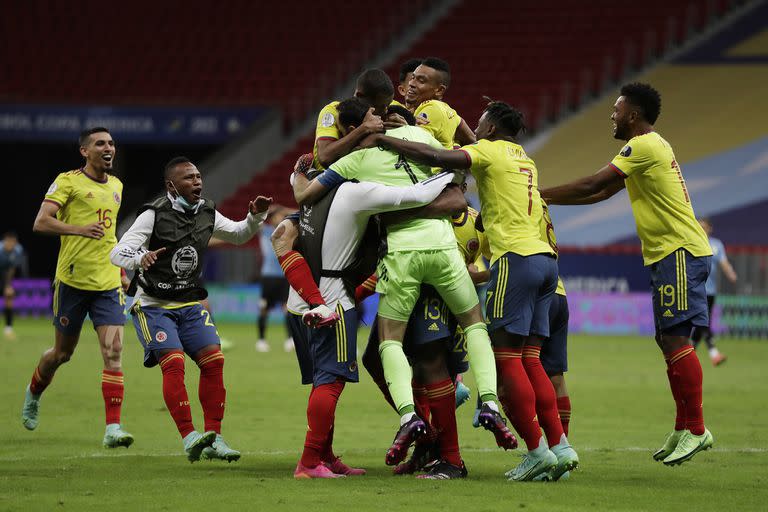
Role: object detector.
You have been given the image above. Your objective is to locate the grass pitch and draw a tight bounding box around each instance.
[1,319,766,511]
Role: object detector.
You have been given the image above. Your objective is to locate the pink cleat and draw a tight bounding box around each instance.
[326,457,366,476]
[294,461,346,479]
[302,304,340,328]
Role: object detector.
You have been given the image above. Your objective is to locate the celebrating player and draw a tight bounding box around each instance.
[111,157,271,462]
[540,82,714,466]
[22,127,133,448]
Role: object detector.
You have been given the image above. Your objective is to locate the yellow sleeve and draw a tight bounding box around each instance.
[415,101,446,141]
[460,141,489,175]
[610,139,652,178]
[44,173,73,208]
[315,103,341,142]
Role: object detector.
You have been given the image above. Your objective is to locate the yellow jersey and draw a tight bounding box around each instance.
[414,100,462,149]
[312,101,342,170]
[451,206,487,270]
[44,169,123,291]
[540,202,566,296]
[609,132,711,265]
[461,139,554,264]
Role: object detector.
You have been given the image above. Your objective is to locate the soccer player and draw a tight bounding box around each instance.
[294,98,515,468]
[288,159,462,478]
[22,127,133,448]
[691,218,737,366]
[392,58,422,111]
[1,232,25,340]
[357,99,580,481]
[406,57,476,148]
[111,156,271,462]
[255,205,293,353]
[539,82,714,466]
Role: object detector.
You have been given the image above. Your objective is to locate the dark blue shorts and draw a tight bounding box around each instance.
[288,305,358,386]
[288,313,315,385]
[131,303,220,367]
[650,249,711,335]
[52,281,126,336]
[541,293,569,374]
[486,252,558,338]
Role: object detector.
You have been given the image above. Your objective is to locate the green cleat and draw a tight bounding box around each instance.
[21,386,41,431]
[663,428,714,466]
[505,437,558,482]
[184,430,217,463]
[548,435,579,481]
[653,430,685,461]
[103,424,134,448]
[201,434,241,462]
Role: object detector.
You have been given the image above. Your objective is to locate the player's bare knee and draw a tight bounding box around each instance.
[271,219,298,257]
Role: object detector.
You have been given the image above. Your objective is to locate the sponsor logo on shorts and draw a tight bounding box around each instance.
[349,361,358,373]
[321,113,335,128]
[59,316,70,327]
[663,309,674,318]
[156,331,168,342]
[428,322,440,331]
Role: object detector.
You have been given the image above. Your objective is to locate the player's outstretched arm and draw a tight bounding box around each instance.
[33,201,105,239]
[360,134,469,170]
[540,165,625,205]
[211,204,269,246]
[316,108,384,168]
[379,184,467,226]
[293,172,330,206]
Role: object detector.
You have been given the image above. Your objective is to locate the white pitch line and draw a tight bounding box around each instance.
[0,446,766,463]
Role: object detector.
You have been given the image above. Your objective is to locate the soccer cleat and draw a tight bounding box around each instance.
[183,430,216,463]
[302,304,340,328]
[653,430,685,461]
[201,434,241,462]
[326,457,366,476]
[477,403,518,450]
[505,437,558,482]
[294,461,345,479]
[21,386,41,431]
[254,339,270,352]
[455,381,471,409]
[548,435,579,481]
[711,353,727,366]
[283,337,295,352]
[416,460,468,480]
[4,326,16,340]
[393,439,440,475]
[386,416,427,466]
[663,428,714,466]
[103,424,134,448]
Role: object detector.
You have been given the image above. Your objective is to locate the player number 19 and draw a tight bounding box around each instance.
[657,284,675,307]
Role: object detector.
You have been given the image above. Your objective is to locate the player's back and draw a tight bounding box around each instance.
[45,169,123,291]
[462,139,553,263]
[610,132,711,265]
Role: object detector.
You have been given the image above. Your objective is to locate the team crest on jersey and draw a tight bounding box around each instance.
[418,112,429,121]
[59,316,69,327]
[171,246,199,278]
[46,182,58,195]
[321,113,335,128]
[155,331,167,342]
[467,238,480,253]
[113,192,121,204]
[620,145,632,157]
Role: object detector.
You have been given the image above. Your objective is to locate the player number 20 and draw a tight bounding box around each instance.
[657,285,675,307]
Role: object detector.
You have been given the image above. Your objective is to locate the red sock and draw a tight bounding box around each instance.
[557,395,572,436]
[321,426,337,464]
[301,380,345,468]
[413,381,431,423]
[159,351,194,438]
[425,379,461,466]
[495,348,542,451]
[29,365,53,395]
[197,349,226,434]
[665,364,686,431]
[279,251,324,306]
[101,370,124,425]
[354,274,378,303]
[522,345,564,446]
[666,346,705,435]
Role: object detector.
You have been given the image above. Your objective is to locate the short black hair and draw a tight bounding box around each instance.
[421,57,451,87]
[164,156,193,179]
[356,68,394,99]
[79,126,110,147]
[399,58,422,83]
[483,97,526,138]
[387,104,416,126]
[3,231,17,240]
[620,82,661,124]
[337,97,370,129]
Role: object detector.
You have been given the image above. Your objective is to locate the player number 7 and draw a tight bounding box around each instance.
[519,168,533,216]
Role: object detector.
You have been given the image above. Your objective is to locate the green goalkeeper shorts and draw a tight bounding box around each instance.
[376,248,479,322]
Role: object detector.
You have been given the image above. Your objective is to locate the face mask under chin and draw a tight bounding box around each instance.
[169,181,200,211]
